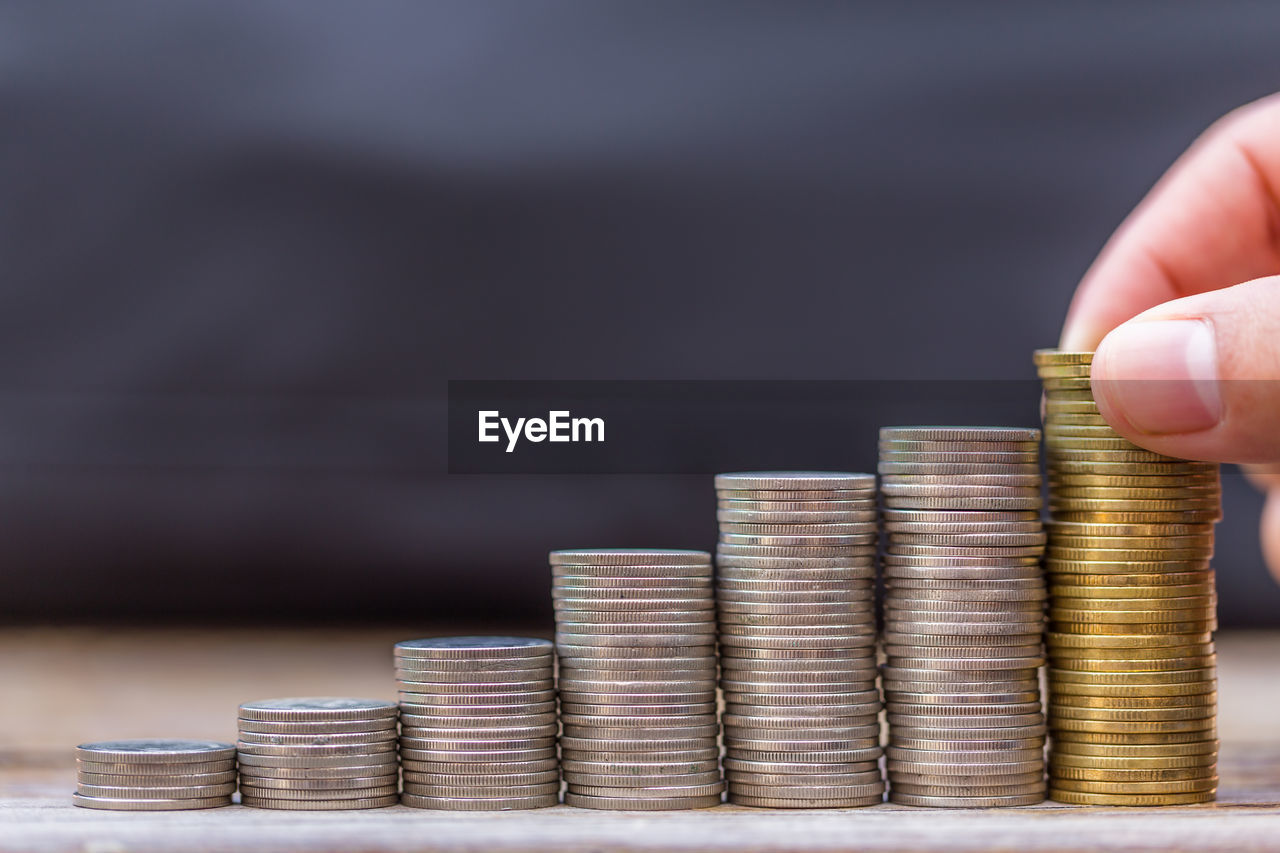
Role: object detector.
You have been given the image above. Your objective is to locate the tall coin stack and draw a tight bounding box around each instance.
[552,549,724,810]
[73,739,236,811]
[714,471,884,809]
[237,698,400,809]
[395,637,559,810]
[879,427,1048,807]
[1035,349,1220,806]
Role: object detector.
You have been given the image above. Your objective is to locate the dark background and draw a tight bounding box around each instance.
[2,2,1277,625]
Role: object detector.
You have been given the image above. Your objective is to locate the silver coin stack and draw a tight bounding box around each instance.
[395,636,559,810]
[714,471,884,809]
[73,739,236,811]
[552,549,724,810]
[237,698,400,809]
[879,426,1048,807]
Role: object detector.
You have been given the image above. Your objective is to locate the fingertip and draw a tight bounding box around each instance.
[1263,489,1280,584]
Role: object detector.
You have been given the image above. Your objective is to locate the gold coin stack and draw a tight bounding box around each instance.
[1035,349,1220,806]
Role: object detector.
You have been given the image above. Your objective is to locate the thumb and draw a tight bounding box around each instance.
[1090,275,1280,464]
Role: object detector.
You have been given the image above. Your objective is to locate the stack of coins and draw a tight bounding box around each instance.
[1035,349,1220,806]
[552,549,724,810]
[879,427,1048,807]
[236,698,399,809]
[73,739,236,810]
[395,636,559,810]
[713,471,883,809]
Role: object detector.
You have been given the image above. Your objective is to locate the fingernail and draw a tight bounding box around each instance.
[1093,319,1222,435]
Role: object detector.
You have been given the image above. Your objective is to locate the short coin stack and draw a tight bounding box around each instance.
[714,471,883,808]
[73,739,236,810]
[552,549,724,810]
[395,636,559,810]
[237,698,399,809]
[879,427,1048,807]
[1035,349,1220,806]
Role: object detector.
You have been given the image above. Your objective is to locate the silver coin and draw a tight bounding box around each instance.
[880,484,1041,499]
[550,549,711,567]
[553,576,713,590]
[77,783,237,799]
[728,792,884,808]
[400,712,558,729]
[560,702,717,716]
[75,740,236,764]
[724,760,880,776]
[889,532,1047,547]
[400,724,559,741]
[239,793,400,809]
[563,770,723,788]
[731,748,884,764]
[236,731,397,746]
[560,737,719,754]
[236,743,396,759]
[399,691,557,708]
[402,770,560,787]
[235,751,400,769]
[238,719,399,735]
[885,496,1042,511]
[77,771,238,787]
[560,749,720,765]
[563,791,722,810]
[885,584,1045,599]
[552,564,711,578]
[878,462,1040,476]
[716,544,876,558]
[555,633,714,647]
[880,426,1041,443]
[71,793,231,811]
[403,782,561,798]
[398,747,558,763]
[716,494,875,507]
[76,760,235,777]
[880,474,1042,487]
[395,663,554,681]
[888,771,1044,786]
[237,775,399,791]
[719,521,879,536]
[879,452,1039,466]
[401,757,559,774]
[716,489,875,501]
[397,679,556,694]
[714,472,876,491]
[239,763,399,780]
[238,698,398,722]
[401,792,558,810]
[883,555,1041,568]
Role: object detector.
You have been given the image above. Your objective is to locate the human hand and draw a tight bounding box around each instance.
[1060,96,1280,578]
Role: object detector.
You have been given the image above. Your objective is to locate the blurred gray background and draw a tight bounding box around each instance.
[1,1,1277,624]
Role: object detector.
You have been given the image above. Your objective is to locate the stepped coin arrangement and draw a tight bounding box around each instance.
[73,739,236,810]
[552,549,724,810]
[713,471,883,808]
[395,636,559,810]
[879,427,1048,807]
[1036,349,1220,806]
[236,698,399,809]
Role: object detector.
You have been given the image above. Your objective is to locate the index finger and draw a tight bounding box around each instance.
[1061,95,1280,350]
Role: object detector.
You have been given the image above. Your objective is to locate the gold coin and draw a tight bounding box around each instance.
[1050,751,1216,769]
[1049,718,1216,734]
[1042,413,1108,427]
[1047,460,1216,476]
[1049,498,1220,514]
[1049,777,1217,795]
[1037,364,1094,378]
[1048,644,1214,660]
[1048,657,1217,673]
[1048,609,1213,625]
[1041,377,1094,391]
[1052,730,1217,746]
[1050,510,1220,524]
[1046,559,1212,574]
[1049,705,1215,722]
[1050,765,1217,782]
[1043,403,1101,418]
[1047,547,1213,562]
[1046,631,1213,648]
[1049,667,1215,686]
[1033,350,1094,366]
[1046,523,1214,538]
[1048,584,1214,600]
[1049,739,1217,757]
[1050,596,1214,612]
[1048,789,1215,806]
[1047,474,1218,489]
[1042,424,1120,438]
[1050,693,1216,710]
[1047,681,1215,698]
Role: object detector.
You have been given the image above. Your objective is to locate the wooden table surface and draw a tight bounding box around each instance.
[3,626,1280,852]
